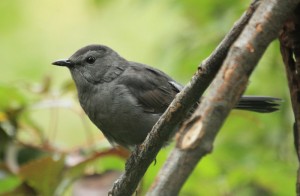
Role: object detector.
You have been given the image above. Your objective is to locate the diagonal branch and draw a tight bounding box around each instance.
[147,0,300,195]
[109,1,261,195]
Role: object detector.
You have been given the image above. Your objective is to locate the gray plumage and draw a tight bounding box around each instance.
[52,44,280,149]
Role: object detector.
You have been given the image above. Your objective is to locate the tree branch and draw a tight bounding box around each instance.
[147,0,300,195]
[109,1,261,195]
[279,4,300,195]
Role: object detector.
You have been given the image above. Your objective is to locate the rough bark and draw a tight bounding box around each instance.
[279,4,300,195]
[148,0,300,195]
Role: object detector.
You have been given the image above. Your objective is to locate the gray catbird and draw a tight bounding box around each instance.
[52,44,280,150]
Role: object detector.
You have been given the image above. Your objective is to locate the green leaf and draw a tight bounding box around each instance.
[19,155,65,196]
[55,148,127,195]
[0,173,22,194]
[0,165,22,194]
[1,183,36,196]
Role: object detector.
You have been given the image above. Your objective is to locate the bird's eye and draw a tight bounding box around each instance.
[86,56,96,64]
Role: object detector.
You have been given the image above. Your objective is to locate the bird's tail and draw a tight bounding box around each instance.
[235,96,281,113]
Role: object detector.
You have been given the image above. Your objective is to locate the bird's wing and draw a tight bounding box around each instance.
[118,63,182,114]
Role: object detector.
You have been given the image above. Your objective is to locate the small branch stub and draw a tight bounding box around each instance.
[178,117,204,150]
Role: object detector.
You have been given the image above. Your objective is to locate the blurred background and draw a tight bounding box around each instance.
[0,0,296,195]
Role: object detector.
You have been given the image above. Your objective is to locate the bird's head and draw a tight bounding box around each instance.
[52,44,127,86]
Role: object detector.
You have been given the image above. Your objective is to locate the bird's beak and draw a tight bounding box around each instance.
[52,59,74,67]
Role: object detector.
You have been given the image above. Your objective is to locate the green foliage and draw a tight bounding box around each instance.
[0,172,22,194]
[0,0,296,195]
[19,156,65,195]
[0,85,27,111]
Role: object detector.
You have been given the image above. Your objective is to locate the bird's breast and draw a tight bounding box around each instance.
[77,82,161,147]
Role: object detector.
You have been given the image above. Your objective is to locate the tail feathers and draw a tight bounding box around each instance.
[235,96,282,113]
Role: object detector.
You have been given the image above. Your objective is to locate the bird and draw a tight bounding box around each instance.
[52,44,280,150]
